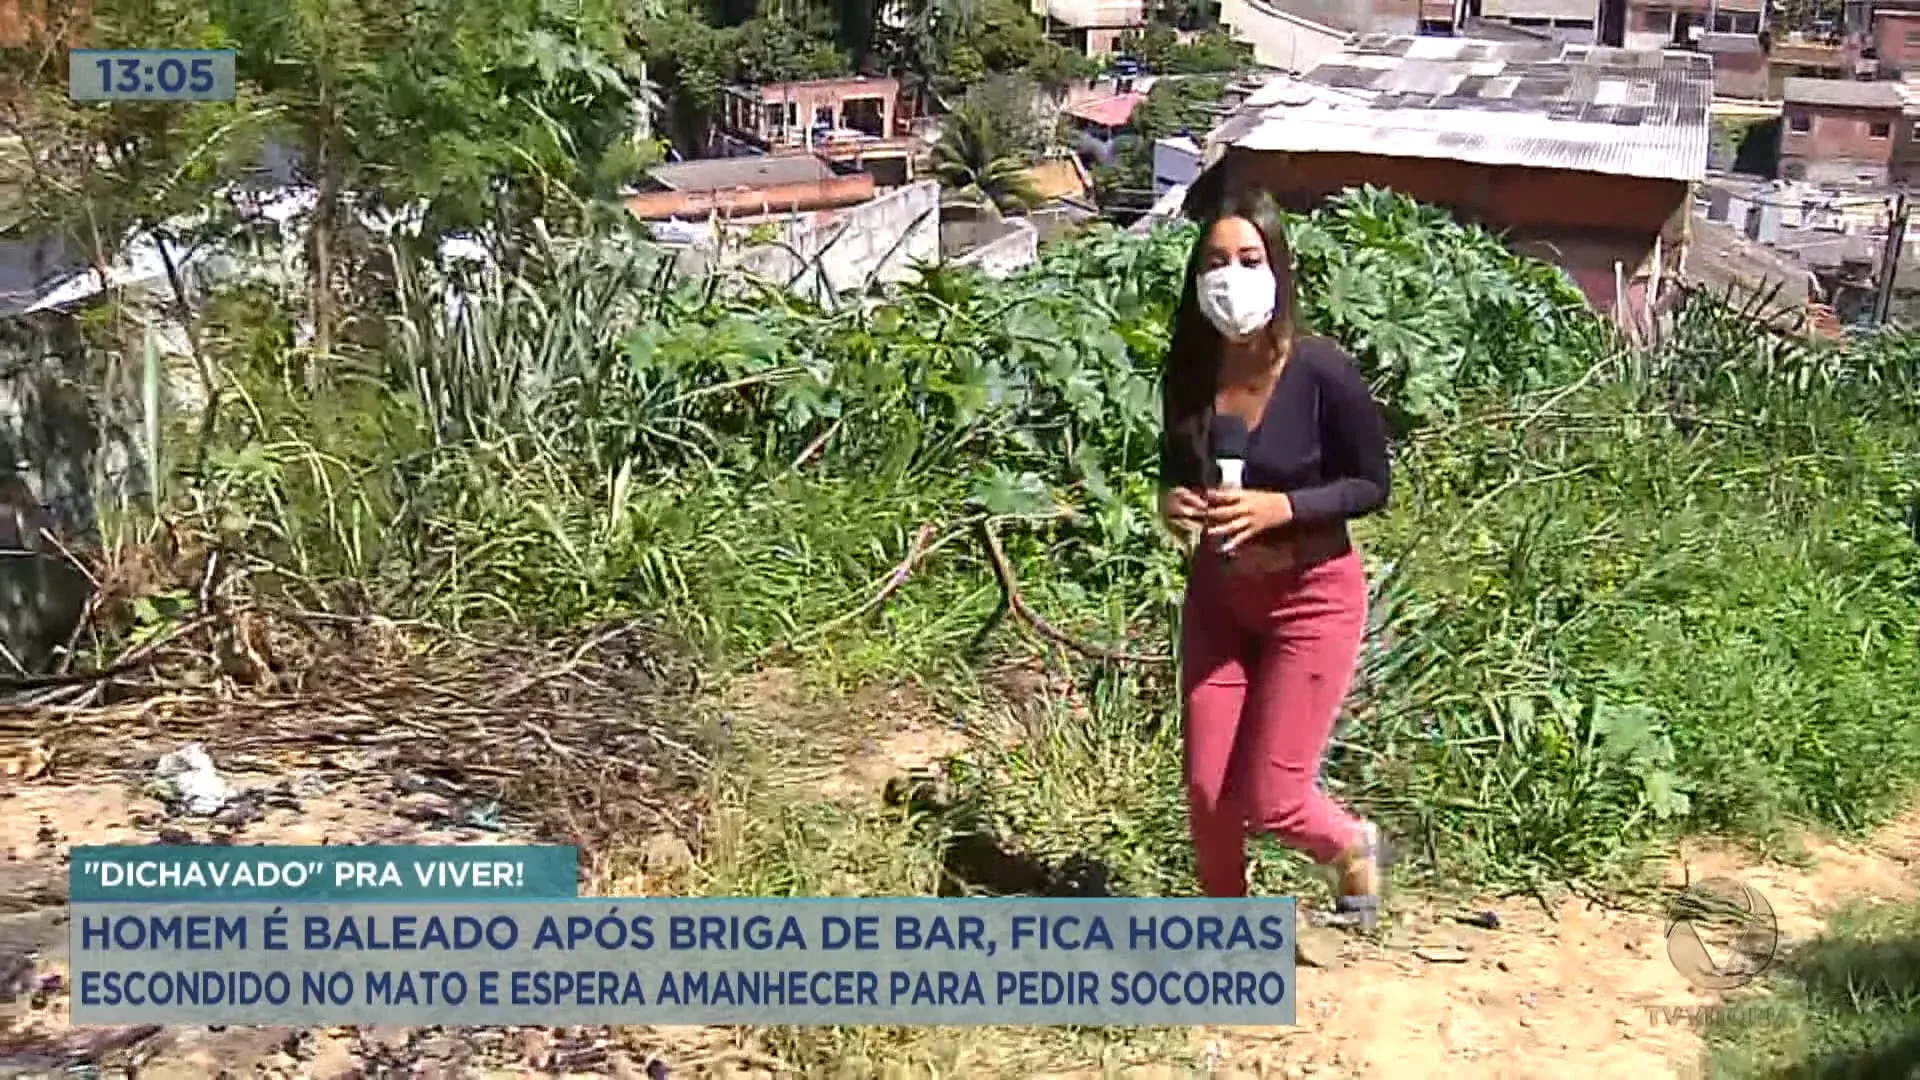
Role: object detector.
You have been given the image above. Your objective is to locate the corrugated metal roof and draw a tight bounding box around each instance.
[1219,35,1711,182]
[648,155,835,193]
[1781,77,1905,109]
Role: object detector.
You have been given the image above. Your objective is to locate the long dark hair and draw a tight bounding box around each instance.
[1160,186,1300,488]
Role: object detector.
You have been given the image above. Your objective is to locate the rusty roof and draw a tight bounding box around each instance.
[1781,77,1906,109]
[1684,213,1818,307]
[1214,35,1712,183]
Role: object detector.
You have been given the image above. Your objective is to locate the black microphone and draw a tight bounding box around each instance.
[1209,416,1249,559]
[1210,414,1249,491]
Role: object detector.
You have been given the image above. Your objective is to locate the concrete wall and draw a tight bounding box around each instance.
[0,308,143,672]
[1238,0,1414,37]
[952,219,1039,278]
[1032,0,1145,30]
[678,181,941,301]
[1218,0,1353,73]
[1222,148,1690,237]
[1153,137,1204,196]
[1710,50,1769,99]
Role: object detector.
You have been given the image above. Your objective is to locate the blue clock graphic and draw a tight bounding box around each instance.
[69,50,237,102]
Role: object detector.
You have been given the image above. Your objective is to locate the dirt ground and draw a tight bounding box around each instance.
[1173,809,1919,1080]
[5,682,1918,1079]
[820,695,1920,1080]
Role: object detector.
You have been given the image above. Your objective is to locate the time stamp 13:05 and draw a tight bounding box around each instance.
[70,50,239,103]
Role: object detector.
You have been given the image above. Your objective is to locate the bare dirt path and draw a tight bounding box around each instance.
[809,691,1920,1080]
[7,669,1919,1078]
[1178,809,1918,1080]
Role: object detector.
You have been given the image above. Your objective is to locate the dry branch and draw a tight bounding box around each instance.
[973,518,1171,665]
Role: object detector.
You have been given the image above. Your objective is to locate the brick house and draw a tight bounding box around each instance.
[719,77,899,147]
[1699,31,1767,98]
[1767,38,1856,99]
[1199,36,1712,325]
[1247,0,1429,40]
[1779,76,1919,185]
[1468,0,1598,41]
[716,77,916,187]
[1875,6,1920,76]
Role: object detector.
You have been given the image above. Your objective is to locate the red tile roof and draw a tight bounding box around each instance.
[1067,93,1145,129]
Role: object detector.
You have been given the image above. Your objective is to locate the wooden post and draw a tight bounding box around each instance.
[1873,189,1909,326]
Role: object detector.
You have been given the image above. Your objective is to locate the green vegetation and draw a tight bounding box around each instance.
[85,182,1910,1070]
[932,103,1043,212]
[1706,899,1920,1077]
[103,183,1920,893]
[1115,24,1253,75]
[1096,75,1227,197]
[12,1,1920,1072]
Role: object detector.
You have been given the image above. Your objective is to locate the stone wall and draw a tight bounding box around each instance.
[0,310,149,543]
[0,309,127,674]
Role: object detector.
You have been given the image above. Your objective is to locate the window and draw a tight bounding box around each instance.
[1872,120,1892,138]
[1790,111,1811,132]
[1908,30,1920,46]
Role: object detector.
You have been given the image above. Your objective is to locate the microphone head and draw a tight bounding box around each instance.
[1210,414,1250,460]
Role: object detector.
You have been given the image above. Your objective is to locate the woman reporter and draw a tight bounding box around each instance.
[1159,189,1391,918]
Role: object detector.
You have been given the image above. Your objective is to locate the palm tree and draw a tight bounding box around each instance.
[931,104,1039,214]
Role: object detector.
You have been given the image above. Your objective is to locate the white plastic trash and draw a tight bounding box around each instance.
[151,743,234,815]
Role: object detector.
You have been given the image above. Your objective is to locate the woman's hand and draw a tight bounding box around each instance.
[1161,487,1206,548]
[1206,489,1294,554]
[1162,486,1206,526]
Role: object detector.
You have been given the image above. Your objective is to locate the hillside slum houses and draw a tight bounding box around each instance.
[1135,4,1920,331]
[1179,0,1920,326]
[1182,34,1714,326]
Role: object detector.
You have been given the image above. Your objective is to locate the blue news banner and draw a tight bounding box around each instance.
[68,846,1297,1026]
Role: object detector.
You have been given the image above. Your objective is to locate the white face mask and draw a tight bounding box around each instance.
[1196,263,1277,341]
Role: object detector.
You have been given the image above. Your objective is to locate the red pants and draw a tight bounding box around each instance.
[1180,546,1369,897]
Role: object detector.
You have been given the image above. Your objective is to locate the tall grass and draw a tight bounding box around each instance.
[161,190,1920,906]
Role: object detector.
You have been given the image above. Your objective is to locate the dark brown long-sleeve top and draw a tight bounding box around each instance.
[1160,336,1391,528]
